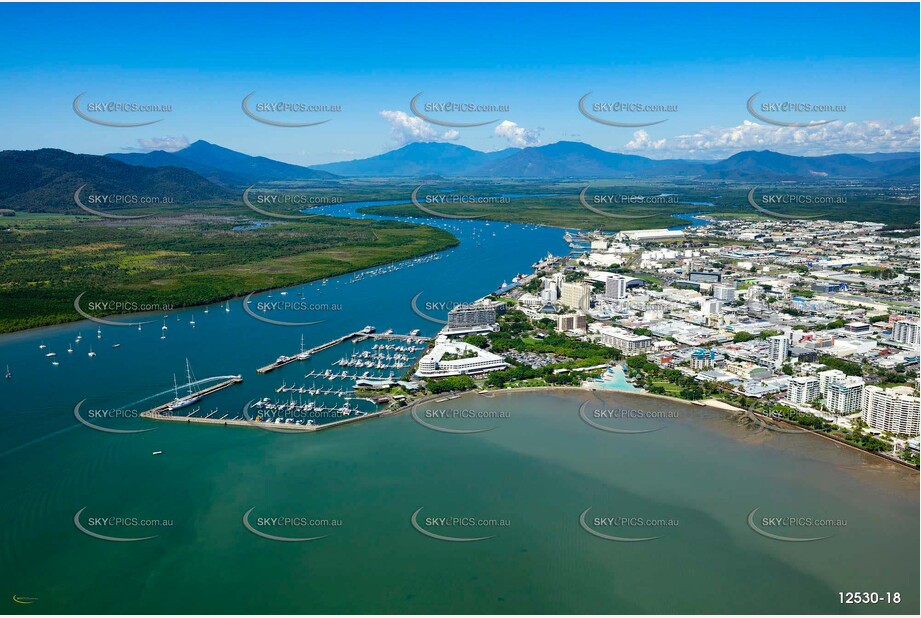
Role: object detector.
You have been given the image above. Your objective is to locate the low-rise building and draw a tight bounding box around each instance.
[599,326,653,354]
[415,338,508,378]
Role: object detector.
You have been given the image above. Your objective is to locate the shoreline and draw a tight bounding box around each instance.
[384,384,918,473]
[0,235,459,337]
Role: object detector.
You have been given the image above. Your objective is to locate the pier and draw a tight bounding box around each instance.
[139,376,243,420]
[141,407,388,432]
[256,330,430,374]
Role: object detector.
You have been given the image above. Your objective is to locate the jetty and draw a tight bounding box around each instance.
[141,406,388,432]
[139,376,243,420]
[256,330,430,374]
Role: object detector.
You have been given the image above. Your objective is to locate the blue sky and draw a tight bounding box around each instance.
[0,2,918,164]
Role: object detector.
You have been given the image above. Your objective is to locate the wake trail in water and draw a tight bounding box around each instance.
[0,375,238,458]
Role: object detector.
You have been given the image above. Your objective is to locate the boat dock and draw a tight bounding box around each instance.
[139,376,243,419]
[141,407,387,432]
[256,330,430,374]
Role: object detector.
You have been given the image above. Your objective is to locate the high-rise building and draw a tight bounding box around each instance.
[444,302,498,335]
[826,376,864,414]
[818,369,846,395]
[561,281,592,310]
[543,277,559,302]
[556,313,587,331]
[604,275,627,300]
[893,320,919,347]
[712,284,736,303]
[862,386,920,435]
[767,334,789,370]
[700,299,722,315]
[788,376,820,405]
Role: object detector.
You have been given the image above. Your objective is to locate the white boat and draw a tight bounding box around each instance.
[167,359,201,411]
[39,342,46,349]
[5,365,11,379]
[97,327,102,340]
[51,360,60,366]
[296,334,311,360]
[112,343,121,348]
[87,347,96,357]
[67,344,73,353]
[45,352,56,357]
[152,451,163,456]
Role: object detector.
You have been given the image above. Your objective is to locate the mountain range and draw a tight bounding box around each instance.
[0,141,916,214]
[311,141,919,181]
[0,149,232,213]
[107,140,337,186]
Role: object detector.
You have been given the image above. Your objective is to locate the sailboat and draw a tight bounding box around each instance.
[167,359,201,411]
[39,342,46,349]
[224,301,230,313]
[67,344,73,353]
[5,365,11,379]
[97,327,102,340]
[189,314,196,328]
[87,346,96,357]
[297,334,311,360]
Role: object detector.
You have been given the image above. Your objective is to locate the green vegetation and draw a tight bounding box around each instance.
[818,355,863,376]
[0,211,457,333]
[356,180,920,230]
[462,334,489,348]
[425,375,476,394]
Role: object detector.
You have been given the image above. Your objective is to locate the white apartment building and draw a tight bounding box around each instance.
[862,385,920,435]
[605,274,628,300]
[818,369,847,395]
[700,298,722,316]
[788,376,820,405]
[599,326,653,354]
[767,334,789,370]
[893,320,919,347]
[712,284,736,303]
[826,376,864,414]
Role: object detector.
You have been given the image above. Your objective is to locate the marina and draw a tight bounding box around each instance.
[139,375,244,420]
[255,328,429,374]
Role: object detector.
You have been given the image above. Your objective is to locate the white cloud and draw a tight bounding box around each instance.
[621,118,920,158]
[494,120,542,148]
[125,136,190,153]
[379,110,460,146]
[624,129,666,151]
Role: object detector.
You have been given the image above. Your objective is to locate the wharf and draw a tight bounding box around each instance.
[256,331,430,374]
[140,376,243,419]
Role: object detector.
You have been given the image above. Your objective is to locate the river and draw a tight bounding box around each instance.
[0,201,917,613]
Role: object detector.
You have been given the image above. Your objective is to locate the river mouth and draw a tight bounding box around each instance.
[2,196,918,614]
